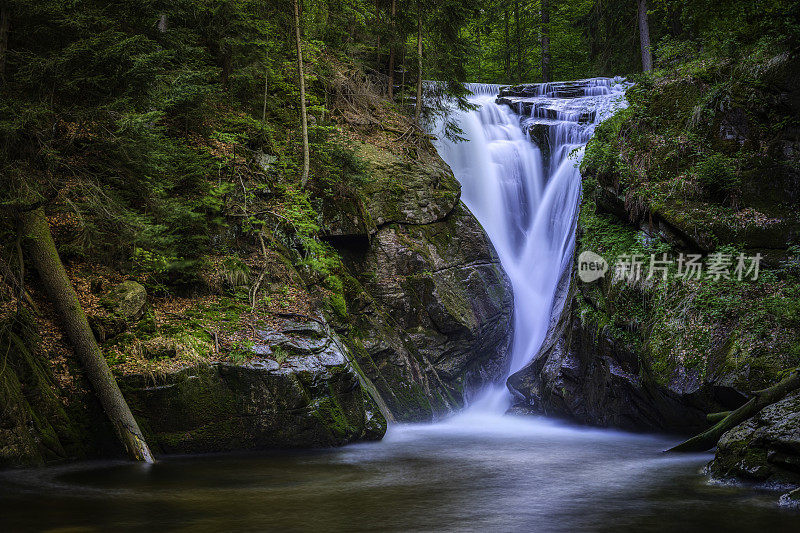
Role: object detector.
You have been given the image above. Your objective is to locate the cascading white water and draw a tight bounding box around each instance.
[433,78,629,414]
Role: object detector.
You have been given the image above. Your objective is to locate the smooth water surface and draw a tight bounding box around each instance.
[1,416,797,532]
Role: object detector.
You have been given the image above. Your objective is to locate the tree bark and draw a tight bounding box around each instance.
[706,411,731,424]
[668,368,800,453]
[638,0,652,72]
[503,9,510,81]
[157,14,168,33]
[293,0,310,187]
[515,1,521,83]
[18,208,154,463]
[262,66,269,123]
[541,0,551,83]
[414,2,423,127]
[387,0,396,101]
[0,7,10,80]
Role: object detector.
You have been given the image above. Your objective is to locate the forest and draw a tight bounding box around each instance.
[1,0,800,530]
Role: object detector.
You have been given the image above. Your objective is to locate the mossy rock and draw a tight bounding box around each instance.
[709,390,800,486]
[341,201,514,421]
[353,141,461,226]
[100,280,147,322]
[119,316,385,454]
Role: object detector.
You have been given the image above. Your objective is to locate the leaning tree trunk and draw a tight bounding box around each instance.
[638,0,652,72]
[387,0,396,101]
[18,208,154,462]
[0,7,10,80]
[293,0,310,187]
[541,0,551,83]
[668,368,800,453]
[414,3,423,127]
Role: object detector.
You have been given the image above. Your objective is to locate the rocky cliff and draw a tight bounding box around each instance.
[508,52,800,422]
[507,49,800,494]
[1,136,513,466]
[325,141,514,421]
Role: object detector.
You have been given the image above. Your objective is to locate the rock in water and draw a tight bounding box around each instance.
[708,390,800,487]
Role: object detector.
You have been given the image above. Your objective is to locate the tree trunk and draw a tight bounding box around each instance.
[0,7,10,80]
[503,9,510,81]
[387,0,396,101]
[668,368,800,453]
[18,208,154,463]
[400,47,406,103]
[293,0,310,187]
[414,3,423,127]
[638,0,652,72]
[157,14,168,33]
[515,1,521,83]
[476,23,482,74]
[706,411,731,424]
[262,66,269,124]
[541,0,551,83]
[374,0,381,71]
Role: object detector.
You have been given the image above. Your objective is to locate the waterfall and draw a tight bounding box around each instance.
[433,77,629,414]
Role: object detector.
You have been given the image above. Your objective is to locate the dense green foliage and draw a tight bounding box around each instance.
[577,0,800,389]
[1,0,797,348]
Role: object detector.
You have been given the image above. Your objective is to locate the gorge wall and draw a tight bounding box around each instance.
[506,51,800,486]
[1,137,513,466]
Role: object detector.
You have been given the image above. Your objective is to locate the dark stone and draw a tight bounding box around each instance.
[508,274,747,433]
[318,193,375,250]
[100,280,147,322]
[120,316,387,454]
[335,142,515,422]
[87,314,128,342]
[708,390,800,487]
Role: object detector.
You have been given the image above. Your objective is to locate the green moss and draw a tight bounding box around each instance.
[0,311,90,466]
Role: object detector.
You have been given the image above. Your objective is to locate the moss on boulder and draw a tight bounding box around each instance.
[119,315,386,453]
[708,390,800,498]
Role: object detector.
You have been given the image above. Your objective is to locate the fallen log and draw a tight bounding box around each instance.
[668,368,800,453]
[705,411,731,424]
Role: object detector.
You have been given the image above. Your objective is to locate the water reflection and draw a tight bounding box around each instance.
[1,416,797,532]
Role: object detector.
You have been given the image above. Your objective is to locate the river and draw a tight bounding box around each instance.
[1,416,797,531]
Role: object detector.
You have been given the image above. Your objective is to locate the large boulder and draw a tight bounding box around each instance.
[119,315,386,454]
[88,280,149,342]
[708,390,800,487]
[100,280,148,321]
[508,276,723,433]
[330,142,515,421]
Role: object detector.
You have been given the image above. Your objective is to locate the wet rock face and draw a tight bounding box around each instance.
[354,205,513,420]
[120,316,386,454]
[508,280,747,433]
[330,143,515,421]
[709,391,800,486]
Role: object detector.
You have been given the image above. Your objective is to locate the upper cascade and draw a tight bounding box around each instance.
[495,77,631,173]
[498,77,625,98]
[463,82,507,97]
